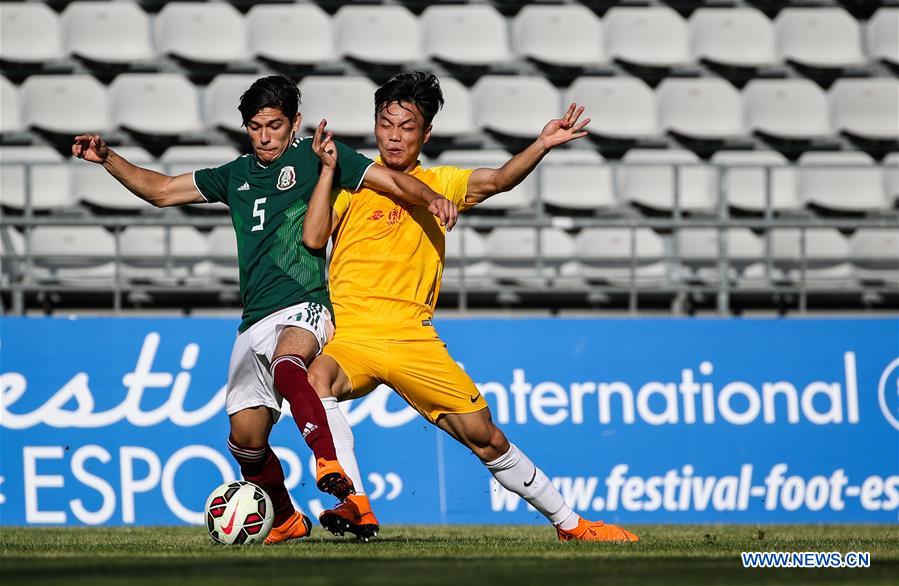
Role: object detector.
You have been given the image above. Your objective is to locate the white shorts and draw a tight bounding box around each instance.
[225,301,334,419]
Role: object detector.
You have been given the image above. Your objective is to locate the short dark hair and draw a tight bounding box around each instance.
[238,75,301,126]
[374,72,444,127]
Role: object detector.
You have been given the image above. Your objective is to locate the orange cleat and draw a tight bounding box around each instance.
[315,458,355,500]
[556,518,639,542]
[319,494,380,541]
[264,510,312,544]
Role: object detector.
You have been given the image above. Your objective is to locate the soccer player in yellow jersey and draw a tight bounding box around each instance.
[306,72,638,542]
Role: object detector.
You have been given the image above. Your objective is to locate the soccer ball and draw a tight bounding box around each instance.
[204,481,274,545]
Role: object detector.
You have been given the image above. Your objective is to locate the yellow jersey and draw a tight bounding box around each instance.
[328,161,473,340]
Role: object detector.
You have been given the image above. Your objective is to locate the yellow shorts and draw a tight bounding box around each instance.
[322,336,488,423]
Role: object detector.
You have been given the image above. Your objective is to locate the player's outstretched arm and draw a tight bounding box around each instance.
[464,103,590,207]
[72,134,205,207]
[362,164,458,231]
[304,120,337,249]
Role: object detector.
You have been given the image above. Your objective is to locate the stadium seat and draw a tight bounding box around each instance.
[205,74,260,133]
[541,159,617,211]
[160,145,241,167]
[884,152,899,201]
[677,228,764,282]
[564,228,668,285]
[334,6,422,66]
[30,226,117,285]
[849,229,899,284]
[511,5,606,67]
[20,75,112,135]
[298,76,378,136]
[0,76,24,134]
[109,74,203,135]
[0,3,66,63]
[829,78,899,141]
[710,150,800,212]
[471,76,560,138]
[246,4,336,66]
[61,2,155,64]
[206,226,238,283]
[604,7,692,68]
[619,149,718,212]
[743,79,833,140]
[484,227,574,284]
[564,77,660,140]
[73,146,159,211]
[868,8,899,66]
[0,146,73,211]
[155,3,247,64]
[443,227,493,288]
[774,8,865,69]
[120,226,209,283]
[797,151,887,212]
[0,226,24,285]
[421,5,512,67]
[768,228,853,286]
[430,77,477,137]
[689,8,779,68]
[656,78,746,140]
[435,150,535,211]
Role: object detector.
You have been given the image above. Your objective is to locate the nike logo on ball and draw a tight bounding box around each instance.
[524,467,537,488]
[221,508,239,535]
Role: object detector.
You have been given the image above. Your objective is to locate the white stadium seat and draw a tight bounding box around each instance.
[0,227,24,285]
[829,79,899,141]
[0,3,66,63]
[247,4,336,66]
[471,76,560,138]
[61,2,155,64]
[0,76,24,134]
[206,226,239,283]
[868,8,899,66]
[542,149,604,165]
[619,149,718,212]
[435,150,535,211]
[566,228,668,285]
[73,146,159,211]
[205,74,260,133]
[160,146,240,166]
[421,5,512,66]
[743,79,832,140]
[109,74,203,135]
[512,5,606,67]
[120,226,209,283]
[564,77,660,139]
[484,227,574,283]
[0,146,72,211]
[155,2,247,64]
[797,151,887,212]
[689,8,779,68]
[541,162,617,211]
[884,153,899,201]
[768,228,853,285]
[677,228,764,282]
[30,226,117,285]
[430,77,476,137]
[20,75,111,134]
[298,76,378,136]
[335,6,421,66]
[604,7,692,68]
[775,8,865,68]
[849,229,899,283]
[710,150,800,212]
[656,78,745,140]
[443,227,493,288]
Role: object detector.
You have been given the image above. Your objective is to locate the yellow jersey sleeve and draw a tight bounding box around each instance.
[430,165,475,212]
[331,189,353,223]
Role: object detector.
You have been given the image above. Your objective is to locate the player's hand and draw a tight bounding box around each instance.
[312,119,338,170]
[428,196,458,232]
[539,103,590,150]
[72,134,110,164]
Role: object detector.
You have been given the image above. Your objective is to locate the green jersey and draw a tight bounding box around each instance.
[193,136,373,332]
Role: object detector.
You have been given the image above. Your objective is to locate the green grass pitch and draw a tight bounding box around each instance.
[2,525,897,585]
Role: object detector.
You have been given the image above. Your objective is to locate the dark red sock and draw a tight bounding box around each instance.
[271,354,338,461]
[227,437,294,527]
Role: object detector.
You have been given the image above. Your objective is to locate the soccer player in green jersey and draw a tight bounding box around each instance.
[72,75,458,543]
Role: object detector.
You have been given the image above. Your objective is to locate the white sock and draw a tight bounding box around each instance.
[321,396,366,496]
[484,443,580,529]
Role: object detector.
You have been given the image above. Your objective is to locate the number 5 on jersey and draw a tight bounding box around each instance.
[252,198,267,232]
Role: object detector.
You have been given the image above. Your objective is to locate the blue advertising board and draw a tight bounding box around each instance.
[1,317,897,526]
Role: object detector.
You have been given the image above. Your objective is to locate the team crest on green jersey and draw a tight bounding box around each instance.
[277,166,296,191]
